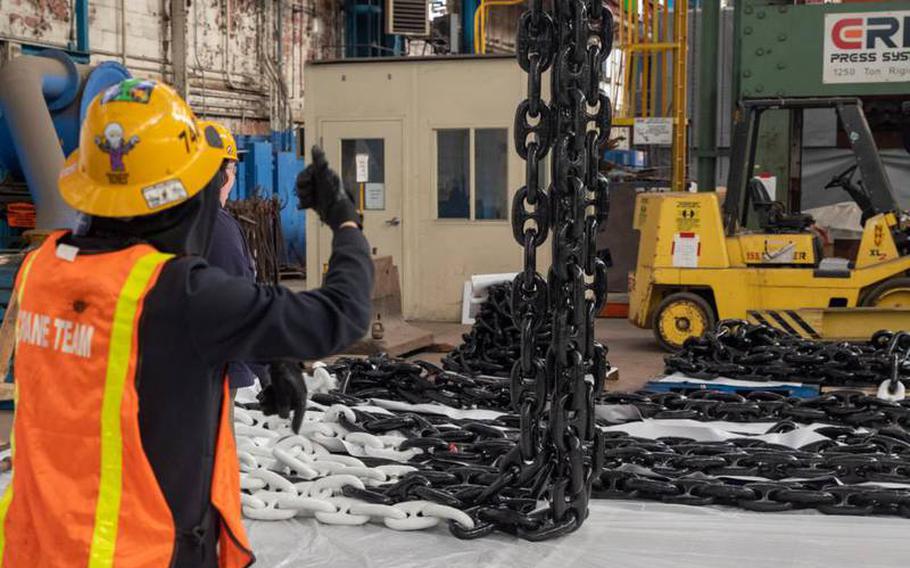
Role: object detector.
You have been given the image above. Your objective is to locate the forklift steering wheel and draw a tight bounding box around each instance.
[825,163,859,190]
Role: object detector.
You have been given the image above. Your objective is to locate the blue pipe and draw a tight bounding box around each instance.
[462,0,479,54]
[75,0,89,53]
[0,51,129,230]
[41,75,69,99]
[0,52,83,229]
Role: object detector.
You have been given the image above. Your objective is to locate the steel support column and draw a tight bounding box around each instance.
[171,0,188,99]
[696,0,719,192]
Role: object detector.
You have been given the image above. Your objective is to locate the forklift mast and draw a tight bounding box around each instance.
[704,0,910,231]
[723,97,901,236]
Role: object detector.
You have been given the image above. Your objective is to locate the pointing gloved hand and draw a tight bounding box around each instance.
[257,361,308,433]
[295,145,360,230]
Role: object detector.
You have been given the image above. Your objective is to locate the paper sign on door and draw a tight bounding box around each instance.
[355,154,370,183]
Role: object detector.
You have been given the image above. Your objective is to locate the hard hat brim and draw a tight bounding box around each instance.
[59,142,224,218]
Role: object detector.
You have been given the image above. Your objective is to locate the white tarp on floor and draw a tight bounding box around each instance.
[247,500,910,568]
[1,466,906,567]
[245,500,908,568]
[2,446,908,567]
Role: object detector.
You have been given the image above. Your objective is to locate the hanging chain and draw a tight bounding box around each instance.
[504,0,614,539]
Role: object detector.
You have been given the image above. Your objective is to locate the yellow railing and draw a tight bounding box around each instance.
[474,0,524,54]
[472,1,689,190]
[616,0,689,191]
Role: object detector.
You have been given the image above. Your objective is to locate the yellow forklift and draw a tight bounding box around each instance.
[629,97,910,350]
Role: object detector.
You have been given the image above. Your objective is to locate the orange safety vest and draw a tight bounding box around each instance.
[0,232,253,568]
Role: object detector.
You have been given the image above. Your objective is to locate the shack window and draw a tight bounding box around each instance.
[474,128,508,220]
[436,127,509,221]
[437,129,470,218]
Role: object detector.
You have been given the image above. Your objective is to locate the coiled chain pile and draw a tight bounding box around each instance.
[442,283,551,377]
[666,320,910,387]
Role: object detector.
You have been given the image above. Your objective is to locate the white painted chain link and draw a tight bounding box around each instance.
[236,394,474,532]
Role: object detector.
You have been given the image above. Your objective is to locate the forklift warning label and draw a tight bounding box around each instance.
[675,201,701,232]
[672,233,700,268]
[823,11,910,84]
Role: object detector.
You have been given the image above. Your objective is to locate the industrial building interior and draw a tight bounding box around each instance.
[0,0,909,566]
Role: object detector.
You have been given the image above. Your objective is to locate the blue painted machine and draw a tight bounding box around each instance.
[231,133,306,267]
[0,50,131,315]
[0,50,305,266]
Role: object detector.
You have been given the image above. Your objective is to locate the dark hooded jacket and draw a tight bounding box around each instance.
[60,178,373,567]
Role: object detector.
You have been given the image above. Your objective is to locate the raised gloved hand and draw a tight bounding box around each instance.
[295,145,360,230]
[257,361,308,433]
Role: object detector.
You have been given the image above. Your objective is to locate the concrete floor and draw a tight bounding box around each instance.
[410,318,666,392]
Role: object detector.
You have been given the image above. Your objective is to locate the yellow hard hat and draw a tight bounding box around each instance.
[201,121,238,162]
[59,79,223,218]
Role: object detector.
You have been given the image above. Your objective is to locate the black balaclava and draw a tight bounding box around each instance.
[87,169,225,256]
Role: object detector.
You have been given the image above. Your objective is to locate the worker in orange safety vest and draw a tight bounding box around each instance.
[0,78,372,567]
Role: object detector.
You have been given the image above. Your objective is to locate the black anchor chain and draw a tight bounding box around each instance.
[442,282,551,378]
[498,0,613,540]
[284,356,910,529]
[598,389,910,430]
[666,321,910,388]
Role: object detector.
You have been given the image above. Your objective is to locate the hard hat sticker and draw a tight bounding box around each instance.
[101,78,156,105]
[142,179,188,210]
[204,124,224,149]
[95,123,139,184]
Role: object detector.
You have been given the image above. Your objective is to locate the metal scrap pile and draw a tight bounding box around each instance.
[441,283,551,377]
[666,320,910,387]
[236,354,910,540]
[225,195,285,285]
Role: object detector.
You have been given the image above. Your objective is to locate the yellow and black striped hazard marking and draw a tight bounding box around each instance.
[747,310,821,339]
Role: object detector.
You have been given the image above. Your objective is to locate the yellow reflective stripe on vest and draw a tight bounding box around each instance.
[89,251,171,568]
[0,248,43,566]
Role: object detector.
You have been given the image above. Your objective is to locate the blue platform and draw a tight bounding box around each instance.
[645,379,820,399]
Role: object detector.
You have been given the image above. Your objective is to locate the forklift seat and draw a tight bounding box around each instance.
[748,178,816,234]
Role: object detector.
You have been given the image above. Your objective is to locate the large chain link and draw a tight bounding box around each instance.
[506,0,614,539]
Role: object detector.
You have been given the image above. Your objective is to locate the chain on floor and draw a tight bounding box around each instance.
[236,355,910,539]
[666,320,910,390]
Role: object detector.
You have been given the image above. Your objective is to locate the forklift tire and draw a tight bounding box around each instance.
[860,277,910,309]
[652,292,716,352]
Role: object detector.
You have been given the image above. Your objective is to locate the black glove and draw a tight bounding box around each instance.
[295,145,360,230]
[257,361,308,433]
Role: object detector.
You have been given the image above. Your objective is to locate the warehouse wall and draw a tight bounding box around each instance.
[0,0,342,135]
